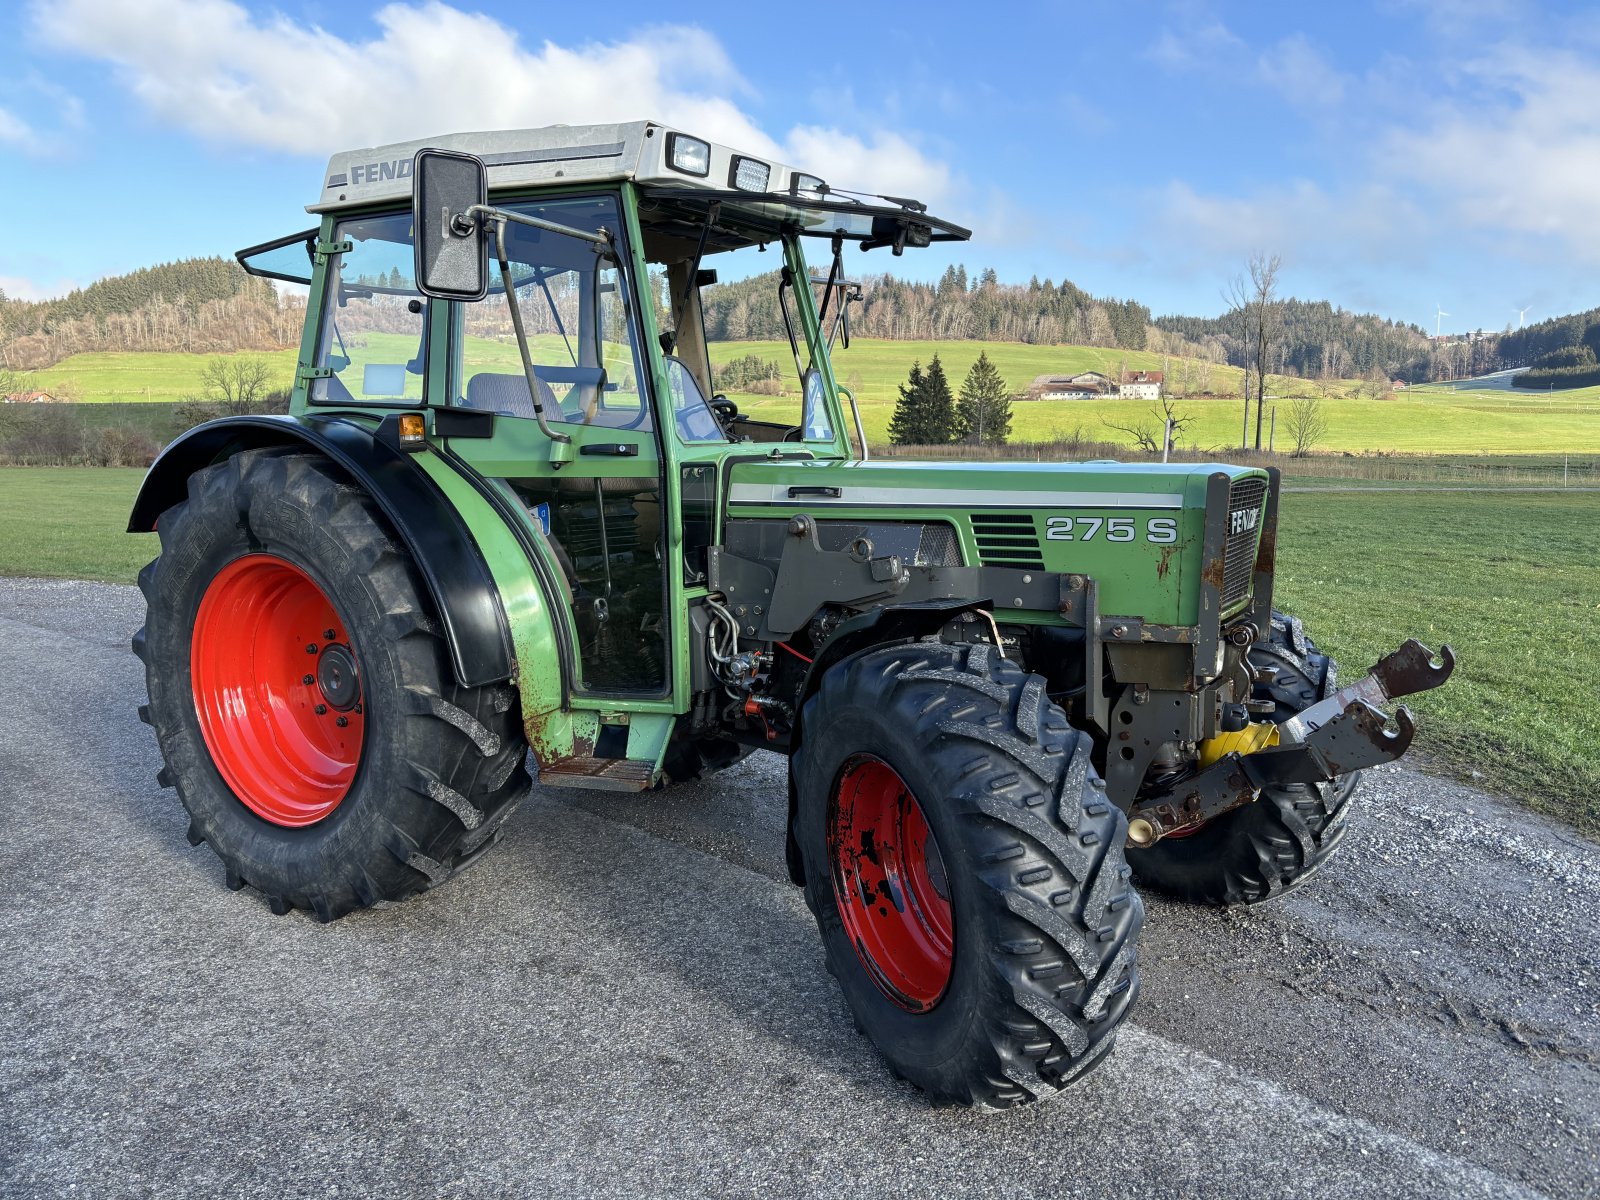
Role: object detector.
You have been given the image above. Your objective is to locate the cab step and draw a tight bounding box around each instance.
[537,757,656,792]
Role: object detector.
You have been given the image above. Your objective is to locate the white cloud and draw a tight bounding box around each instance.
[1154,179,1430,274]
[29,0,953,204]
[1384,47,1600,254]
[1257,34,1347,109]
[0,273,82,301]
[0,108,34,148]
[1146,5,1243,70]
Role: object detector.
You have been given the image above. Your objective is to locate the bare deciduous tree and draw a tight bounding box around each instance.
[200,356,276,414]
[1103,397,1194,454]
[1284,395,1329,457]
[1223,252,1283,450]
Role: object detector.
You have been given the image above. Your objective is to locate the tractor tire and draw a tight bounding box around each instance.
[1128,610,1361,906]
[792,641,1143,1111]
[134,448,530,921]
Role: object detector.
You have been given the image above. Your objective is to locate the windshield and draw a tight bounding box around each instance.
[639,206,844,447]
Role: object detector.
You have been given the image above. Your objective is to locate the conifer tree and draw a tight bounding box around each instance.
[887,360,927,445]
[921,354,959,443]
[956,350,1013,445]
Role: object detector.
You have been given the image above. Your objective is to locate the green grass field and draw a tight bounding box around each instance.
[31,350,299,404]
[0,468,157,582]
[713,339,1600,453]
[1,466,1592,834]
[27,337,1600,455]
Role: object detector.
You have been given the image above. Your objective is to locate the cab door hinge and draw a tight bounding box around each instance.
[314,239,352,259]
[296,364,334,383]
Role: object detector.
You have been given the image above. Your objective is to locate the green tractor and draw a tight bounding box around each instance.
[130,121,1453,1110]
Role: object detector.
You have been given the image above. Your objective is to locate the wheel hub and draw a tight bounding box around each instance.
[316,643,360,711]
[190,553,366,827]
[829,755,954,1012]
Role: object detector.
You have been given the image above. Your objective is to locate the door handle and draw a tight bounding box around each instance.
[788,485,841,498]
[579,443,640,457]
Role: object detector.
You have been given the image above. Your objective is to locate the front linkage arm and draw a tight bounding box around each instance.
[1126,639,1456,846]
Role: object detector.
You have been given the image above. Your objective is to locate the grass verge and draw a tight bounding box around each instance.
[0,468,157,584]
[1275,489,1599,836]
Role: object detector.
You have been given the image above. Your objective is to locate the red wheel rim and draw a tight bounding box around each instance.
[829,755,954,1011]
[190,554,366,827]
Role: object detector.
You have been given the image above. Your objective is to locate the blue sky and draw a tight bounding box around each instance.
[4,0,1600,334]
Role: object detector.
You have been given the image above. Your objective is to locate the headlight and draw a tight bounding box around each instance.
[791,173,828,198]
[729,155,771,192]
[667,133,710,177]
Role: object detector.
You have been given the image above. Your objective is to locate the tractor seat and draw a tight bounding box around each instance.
[463,371,561,421]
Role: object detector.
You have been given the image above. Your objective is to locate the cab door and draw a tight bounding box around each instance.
[438,193,670,698]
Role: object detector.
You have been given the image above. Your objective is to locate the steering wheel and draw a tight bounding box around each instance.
[710,394,740,434]
[675,402,723,442]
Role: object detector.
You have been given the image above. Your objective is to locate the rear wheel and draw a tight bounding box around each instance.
[1128,611,1361,906]
[792,642,1143,1110]
[134,448,530,921]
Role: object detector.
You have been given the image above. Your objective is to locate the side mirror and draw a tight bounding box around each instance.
[412,148,488,300]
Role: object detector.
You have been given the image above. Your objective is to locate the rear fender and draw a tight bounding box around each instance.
[129,414,516,691]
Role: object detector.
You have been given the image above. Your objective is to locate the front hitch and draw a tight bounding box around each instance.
[1126,639,1455,847]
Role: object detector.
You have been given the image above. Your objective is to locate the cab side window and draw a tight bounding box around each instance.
[312,212,427,404]
[457,195,652,432]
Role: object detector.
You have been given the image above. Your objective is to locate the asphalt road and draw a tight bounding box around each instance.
[2,576,1595,1199]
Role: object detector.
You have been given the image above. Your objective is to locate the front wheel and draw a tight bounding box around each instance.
[1128,611,1361,905]
[792,642,1143,1110]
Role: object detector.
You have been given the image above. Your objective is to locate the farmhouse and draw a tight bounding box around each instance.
[1119,371,1163,400]
[2,391,57,404]
[1028,371,1113,400]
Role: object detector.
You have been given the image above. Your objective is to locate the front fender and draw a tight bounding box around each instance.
[129,414,515,690]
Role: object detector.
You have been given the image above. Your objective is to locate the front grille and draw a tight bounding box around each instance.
[1221,477,1268,609]
[917,523,962,567]
[971,513,1044,571]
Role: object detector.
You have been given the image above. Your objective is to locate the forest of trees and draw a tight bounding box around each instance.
[700,265,1171,352]
[1496,306,1600,388]
[0,257,302,370]
[1153,300,1449,383]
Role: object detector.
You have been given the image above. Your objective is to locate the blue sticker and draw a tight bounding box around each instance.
[532,502,551,536]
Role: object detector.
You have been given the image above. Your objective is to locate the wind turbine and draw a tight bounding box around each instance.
[1435,305,1449,338]
[1516,305,1530,329]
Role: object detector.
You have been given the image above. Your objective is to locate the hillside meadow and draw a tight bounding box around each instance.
[19,337,1600,454]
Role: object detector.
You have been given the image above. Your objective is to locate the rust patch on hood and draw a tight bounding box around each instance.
[1156,544,1181,580]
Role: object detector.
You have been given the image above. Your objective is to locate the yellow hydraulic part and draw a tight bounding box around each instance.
[1197,721,1281,769]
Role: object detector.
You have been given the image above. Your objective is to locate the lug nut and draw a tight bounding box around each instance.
[315,704,328,715]
[306,644,318,654]
[336,716,348,728]
[324,629,336,639]
[302,674,315,685]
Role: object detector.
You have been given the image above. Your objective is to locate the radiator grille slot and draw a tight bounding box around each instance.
[971,513,1044,571]
[1222,477,1268,609]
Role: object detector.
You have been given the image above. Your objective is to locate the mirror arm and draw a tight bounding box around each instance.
[467,204,612,248]
[493,218,573,446]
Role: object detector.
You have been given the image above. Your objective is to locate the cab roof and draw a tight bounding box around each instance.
[306,119,969,246]
[311,120,800,214]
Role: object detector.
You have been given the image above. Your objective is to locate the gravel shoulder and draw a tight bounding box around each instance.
[1,577,1595,1199]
